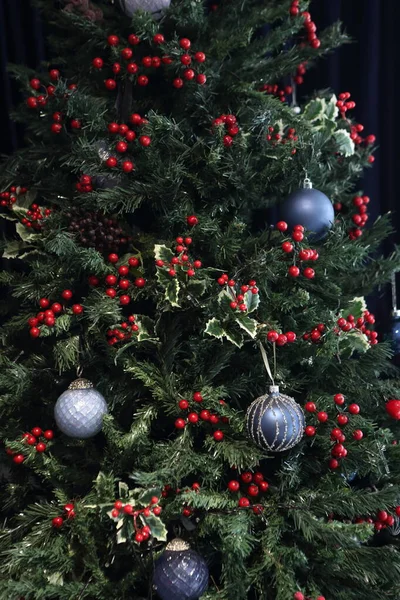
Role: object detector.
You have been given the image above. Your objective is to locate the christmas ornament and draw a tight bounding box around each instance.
[246,385,305,452]
[153,538,209,600]
[117,0,170,19]
[54,378,108,438]
[280,177,334,240]
[386,400,400,420]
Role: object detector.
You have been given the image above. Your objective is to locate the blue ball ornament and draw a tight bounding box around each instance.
[280,179,334,240]
[153,539,209,600]
[54,378,108,439]
[246,386,305,452]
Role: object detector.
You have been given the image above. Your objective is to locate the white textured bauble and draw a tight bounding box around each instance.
[292,105,301,114]
[118,0,170,18]
[54,379,108,439]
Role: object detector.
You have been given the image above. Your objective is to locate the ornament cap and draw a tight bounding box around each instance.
[166,538,190,552]
[393,309,400,318]
[269,385,280,394]
[68,378,94,390]
[303,177,313,189]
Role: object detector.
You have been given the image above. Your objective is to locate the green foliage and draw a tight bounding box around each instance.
[0,0,400,599]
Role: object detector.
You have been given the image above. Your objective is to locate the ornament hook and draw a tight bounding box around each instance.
[303,176,312,189]
[76,365,83,378]
[257,341,275,385]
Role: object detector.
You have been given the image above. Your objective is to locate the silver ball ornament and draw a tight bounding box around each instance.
[54,379,108,439]
[246,385,305,452]
[118,0,170,19]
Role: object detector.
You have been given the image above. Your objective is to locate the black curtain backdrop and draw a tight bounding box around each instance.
[1,0,399,328]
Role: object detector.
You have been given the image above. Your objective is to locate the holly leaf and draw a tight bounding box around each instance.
[338,329,370,358]
[223,325,244,348]
[205,317,225,340]
[334,129,355,157]
[154,244,174,263]
[303,98,326,122]
[235,315,257,339]
[325,94,339,121]
[3,240,23,259]
[165,278,180,307]
[343,297,367,320]
[245,290,260,314]
[136,315,158,343]
[186,279,207,297]
[16,222,41,243]
[137,487,162,507]
[116,517,134,544]
[119,482,130,499]
[143,513,168,541]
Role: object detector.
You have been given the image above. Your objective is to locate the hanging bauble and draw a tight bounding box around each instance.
[153,538,209,600]
[280,177,334,240]
[54,378,108,438]
[117,0,170,19]
[386,399,400,420]
[246,385,305,452]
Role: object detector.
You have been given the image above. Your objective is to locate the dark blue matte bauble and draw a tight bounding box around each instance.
[153,540,209,600]
[280,187,334,240]
[246,386,305,452]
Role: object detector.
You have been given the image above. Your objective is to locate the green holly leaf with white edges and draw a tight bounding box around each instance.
[235,315,257,338]
[119,482,130,499]
[16,222,41,243]
[303,98,326,122]
[343,297,367,320]
[245,291,260,314]
[154,244,174,263]
[334,129,355,157]
[205,317,225,339]
[325,95,339,120]
[186,279,207,297]
[143,513,168,541]
[165,278,180,307]
[136,315,158,342]
[3,240,23,259]
[338,329,370,357]
[137,487,162,507]
[223,325,244,348]
[116,517,134,544]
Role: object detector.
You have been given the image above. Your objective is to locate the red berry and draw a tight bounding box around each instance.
[238,497,250,508]
[247,484,259,497]
[120,295,130,305]
[193,392,203,403]
[153,33,165,44]
[36,442,46,452]
[30,327,40,338]
[305,425,316,437]
[188,412,199,423]
[292,230,304,242]
[178,399,189,410]
[329,458,339,469]
[173,78,184,89]
[352,429,363,440]
[175,418,186,429]
[348,403,360,415]
[213,430,224,441]
[52,517,64,528]
[286,331,296,343]
[366,135,376,144]
[276,334,287,346]
[30,78,41,90]
[32,427,41,436]
[179,38,191,50]
[92,57,104,69]
[72,304,84,315]
[105,79,117,90]
[377,510,388,523]
[39,298,50,308]
[107,35,119,46]
[194,52,206,63]
[293,593,304,600]
[288,265,300,277]
[305,402,316,413]
[334,393,345,406]
[128,257,139,267]
[128,34,140,46]
[111,509,120,518]
[123,504,134,514]
[43,430,54,440]
[303,267,315,279]
[228,480,240,492]
[282,241,293,253]
[196,74,207,85]
[106,157,118,168]
[122,160,134,173]
[116,141,128,153]
[317,411,328,423]
[183,69,195,81]
[26,96,38,109]
[259,481,269,492]
[187,215,198,226]
[106,288,117,298]
[267,331,279,343]
[337,414,348,426]
[139,135,151,147]
[276,221,288,232]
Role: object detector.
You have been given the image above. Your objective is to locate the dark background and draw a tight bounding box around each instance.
[1,0,399,328]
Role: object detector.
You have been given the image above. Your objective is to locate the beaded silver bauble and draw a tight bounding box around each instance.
[118,0,170,19]
[54,378,108,439]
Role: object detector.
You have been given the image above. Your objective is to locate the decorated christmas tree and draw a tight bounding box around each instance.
[2,1,400,599]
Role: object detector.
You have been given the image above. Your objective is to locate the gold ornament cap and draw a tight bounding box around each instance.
[166,538,190,552]
[68,378,94,390]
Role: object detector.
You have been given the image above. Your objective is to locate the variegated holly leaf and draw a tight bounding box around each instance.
[154,244,174,263]
[156,269,181,307]
[338,329,370,357]
[137,487,162,507]
[142,514,168,541]
[245,290,260,314]
[187,279,207,297]
[116,516,134,544]
[325,94,339,120]
[342,297,367,320]
[303,98,326,122]
[119,481,130,499]
[136,315,158,342]
[235,315,257,338]
[334,129,355,157]
[205,317,225,340]
[16,222,41,243]
[223,324,244,348]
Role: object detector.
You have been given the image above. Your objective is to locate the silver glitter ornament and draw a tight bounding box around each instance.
[153,538,209,600]
[118,0,170,19]
[54,378,108,438]
[246,385,304,452]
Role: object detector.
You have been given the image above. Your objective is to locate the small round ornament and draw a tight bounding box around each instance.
[246,385,305,452]
[54,378,108,438]
[118,0,170,19]
[153,538,209,600]
[280,177,334,240]
[386,399,400,420]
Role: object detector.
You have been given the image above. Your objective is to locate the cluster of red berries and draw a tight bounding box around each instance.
[105,114,151,172]
[161,482,201,517]
[28,292,83,338]
[266,126,298,154]
[156,235,202,278]
[304,393,363,460]
[76,174,93,193]
[97,34,206,92]
[228,471,269,511]
[260,82,293,104]
[336,310,378,345]
[336,91,356,119]
[175,394,227,441]
[293,61,307,86]
[51,110,81,134]
[348,194,370,240]
[106,315,139,346]
[277,221,318,279]
[88,254,145,306]
[349,123,376,147]
[5,427,54,464]
[355,507,400,532]
[212,114,240,147]
[26,70,77,110]
[216,275,258,313]
[111,496,161,544]
[21,203,52,231]
[291,6,321,49]
[172,38,207,89]
[0,185,28,208]
[302,322,326,344]
[266,330,296,346]
[294,592,325,600]
[52,502,75,528]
